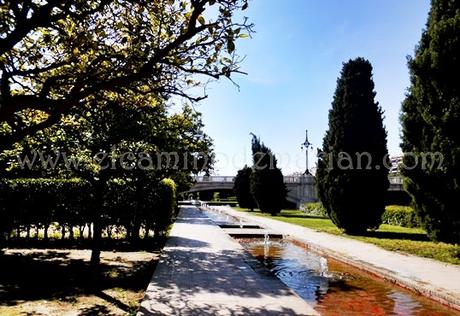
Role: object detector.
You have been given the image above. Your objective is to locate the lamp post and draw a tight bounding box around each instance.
[301,130,313,175]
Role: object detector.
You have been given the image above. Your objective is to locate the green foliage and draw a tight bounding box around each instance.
[0,0,253,147]
[233,165,256,210]
[400,0,460,243]
[213,192,221,201]
[0,178,93,236]
[317,58,389,234]
[0,96,212,263]
[302,202,328,218]
[104,178,138,233]
[381,205,419,228]
[0,177,177,239]
[153,178,177,236]
[250,135,287,215]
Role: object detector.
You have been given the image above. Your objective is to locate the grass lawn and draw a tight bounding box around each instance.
[234,208,460,265]
[0,245,162,316]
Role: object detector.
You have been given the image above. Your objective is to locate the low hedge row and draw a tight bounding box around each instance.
[302,203,419,228]
[381,205,419,228]
[0,177,177,240]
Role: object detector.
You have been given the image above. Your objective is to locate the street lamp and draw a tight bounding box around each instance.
[301,130,313,175]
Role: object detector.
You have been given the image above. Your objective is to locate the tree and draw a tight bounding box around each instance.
[400,0,460,243]
[233,165,256,210]
[317,58,389,234]
[0,0,253,149]
[0,97,214,264]
[250,134,286,215]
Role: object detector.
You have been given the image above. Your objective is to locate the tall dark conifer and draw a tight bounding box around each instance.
[401,0,460,243]
[233,165,256,210]
[250,135,286,215]
[317,58,389,234]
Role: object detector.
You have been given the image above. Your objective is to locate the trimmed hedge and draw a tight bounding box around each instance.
[0,177,177,240]
[0,178,93,239]
[300,203,420,229]
[381,205,419,228]
[153,178,177,236]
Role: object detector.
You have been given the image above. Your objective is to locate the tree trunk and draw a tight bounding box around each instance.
[79,226,85,240]
[44,224,49,240]
[131,223,141,241]
[69,226,74,240]
[61,225,66,240]
[90,176,107,267]
[90,220,102,266]
[106,226,112,239]
[0,229,5,254]
[144,222,152,239]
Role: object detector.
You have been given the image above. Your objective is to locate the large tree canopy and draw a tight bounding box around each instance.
[0,0,252,147]
[401,0,460,243]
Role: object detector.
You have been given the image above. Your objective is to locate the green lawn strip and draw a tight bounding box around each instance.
[234,208,460,265]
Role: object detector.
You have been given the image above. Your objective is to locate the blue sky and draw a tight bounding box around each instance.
[197,0,431,176]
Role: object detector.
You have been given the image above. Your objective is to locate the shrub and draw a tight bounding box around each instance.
[381,205,419,228]
[0,177,177,240]
[153,178,177,236]
[0,178,94,240]
[302,202,328,217]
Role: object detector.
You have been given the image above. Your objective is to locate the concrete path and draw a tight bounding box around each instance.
[212,206,460,310]
[138,206,318,316]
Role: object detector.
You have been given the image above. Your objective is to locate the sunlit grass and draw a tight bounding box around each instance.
[234,208,460,265]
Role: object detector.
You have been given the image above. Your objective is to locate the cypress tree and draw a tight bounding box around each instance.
[250,135,287,215]
[401,0,460,243]
[233,165,256,211]
[317,58,389,234]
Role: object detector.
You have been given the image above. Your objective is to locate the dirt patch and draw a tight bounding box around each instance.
[0,249,160,315]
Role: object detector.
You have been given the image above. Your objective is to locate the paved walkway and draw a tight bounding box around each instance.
[138,207,318,316]
[213,206,460,310]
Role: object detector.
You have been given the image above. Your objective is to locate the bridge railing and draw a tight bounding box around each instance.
[194,176,235,183]
[283,176,302,183]
[194,175,403,185]
[194,175,319,184]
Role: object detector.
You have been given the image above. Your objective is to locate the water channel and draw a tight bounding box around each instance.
[203,208,460,315]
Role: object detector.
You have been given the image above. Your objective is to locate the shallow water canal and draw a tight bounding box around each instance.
[240,238,459,316]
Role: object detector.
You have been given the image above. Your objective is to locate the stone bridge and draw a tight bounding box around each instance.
[186,175,405,208]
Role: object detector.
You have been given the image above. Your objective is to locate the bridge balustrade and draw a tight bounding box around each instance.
[283,176,302,183]
[194,176,235,183]
[194,175,316,184]
[194,175,403,185]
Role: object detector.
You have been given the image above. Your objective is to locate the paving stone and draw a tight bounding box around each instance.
[138,206,319,316]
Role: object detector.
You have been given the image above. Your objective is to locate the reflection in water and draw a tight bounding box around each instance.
[241,239,459,316]
[204,210,240,224]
